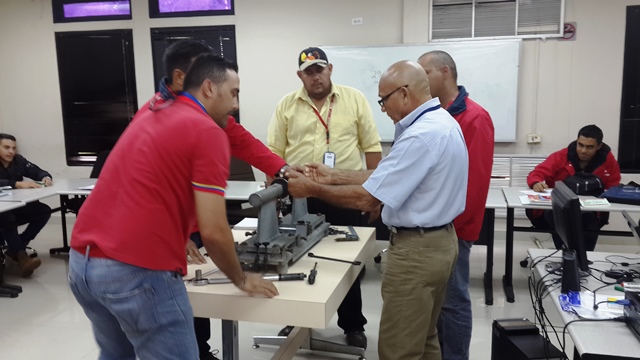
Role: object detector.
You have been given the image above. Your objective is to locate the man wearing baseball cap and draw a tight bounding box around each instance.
[267,47,382,349]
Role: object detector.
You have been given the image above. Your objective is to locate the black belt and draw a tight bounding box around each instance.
[390,223,450,233]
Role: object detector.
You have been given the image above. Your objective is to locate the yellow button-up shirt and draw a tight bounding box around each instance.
[267,84,382,171]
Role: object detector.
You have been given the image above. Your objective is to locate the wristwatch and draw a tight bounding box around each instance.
[274,165,289,179]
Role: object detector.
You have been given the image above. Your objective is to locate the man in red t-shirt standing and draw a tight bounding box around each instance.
[419,51,494,360]
[151,40,288,360]
[68,53,279,360]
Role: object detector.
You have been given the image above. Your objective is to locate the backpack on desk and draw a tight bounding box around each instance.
[601,182,640,206]
[562,173,604,196]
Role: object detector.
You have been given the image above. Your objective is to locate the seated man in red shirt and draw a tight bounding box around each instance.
[68,53,279,360]
[526,124,621,251]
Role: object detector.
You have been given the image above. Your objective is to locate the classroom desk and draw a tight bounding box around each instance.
[49,180,265,255]
[0,179,95,254]
[226,181,265,200]
[481,188,507,305]
[0,178,96,204]
[51,178,99,254]
[186,227,376,360]
[0,201,27,212]
[528,248,640,360]
[502,187,640,303]
[0,185,58,203]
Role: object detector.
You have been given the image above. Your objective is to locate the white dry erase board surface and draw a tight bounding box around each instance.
[324,39,521,142]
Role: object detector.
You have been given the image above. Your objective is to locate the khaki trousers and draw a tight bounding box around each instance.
[378,224,458,360]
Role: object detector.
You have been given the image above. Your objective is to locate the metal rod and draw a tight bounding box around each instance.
[307,253,361,266]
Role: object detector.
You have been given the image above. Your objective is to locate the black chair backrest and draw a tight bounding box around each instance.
[90,150,111,179]
[228,157,255,181]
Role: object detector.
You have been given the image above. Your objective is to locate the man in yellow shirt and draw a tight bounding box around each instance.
[267,47,382,349]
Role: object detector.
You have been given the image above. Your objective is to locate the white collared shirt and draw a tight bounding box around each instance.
[362,98,469,227]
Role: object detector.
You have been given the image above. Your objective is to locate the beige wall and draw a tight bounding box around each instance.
[0,0,638,184]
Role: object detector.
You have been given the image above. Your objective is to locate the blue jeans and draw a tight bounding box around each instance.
[68,249,199,360]
[437,239,473,360]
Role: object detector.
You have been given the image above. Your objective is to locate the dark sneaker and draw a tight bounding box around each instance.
[346,331,367,349]
[278,325,294,337]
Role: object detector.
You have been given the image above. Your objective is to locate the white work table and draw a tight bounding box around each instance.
[48,179,265,254]
[186,226,376,360]
[54,178,98,196]
[501,187,640,304]
[528,248,640,360]
[53,179,263,199]
[502,186,640,213]
[225,181,265,201]
[0,178,97,203]
[0,201,26,212]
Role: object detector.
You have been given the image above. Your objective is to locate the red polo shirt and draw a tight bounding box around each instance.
[71,96,229,275]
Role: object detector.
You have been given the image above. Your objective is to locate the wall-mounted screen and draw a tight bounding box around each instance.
[52,1,132,23]
[149,0,234,18]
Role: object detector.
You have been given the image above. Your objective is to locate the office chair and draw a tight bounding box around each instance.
[0,253,22,298]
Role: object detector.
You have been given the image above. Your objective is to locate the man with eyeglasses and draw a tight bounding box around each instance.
[285,60,468,359]
[267,47,382,349]
[418,50,494,360]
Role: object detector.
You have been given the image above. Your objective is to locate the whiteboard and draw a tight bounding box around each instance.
[324,39,521,142]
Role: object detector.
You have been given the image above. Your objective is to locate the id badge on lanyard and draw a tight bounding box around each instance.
[312,95,336,168]
[323,151,336,168]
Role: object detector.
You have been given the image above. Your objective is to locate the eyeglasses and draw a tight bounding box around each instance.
[378,85,409,108]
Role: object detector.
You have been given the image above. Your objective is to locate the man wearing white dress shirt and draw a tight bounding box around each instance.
[286,60,468,360]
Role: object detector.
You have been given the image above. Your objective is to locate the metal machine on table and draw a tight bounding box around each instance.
[235,178,330,274]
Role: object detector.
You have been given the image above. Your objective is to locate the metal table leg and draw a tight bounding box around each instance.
[483,208,495,306]
[222,319,239,360]
[503,207,515,303]
[49,195,70,255]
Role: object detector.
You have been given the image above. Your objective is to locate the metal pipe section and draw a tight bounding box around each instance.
[248,178,288,207]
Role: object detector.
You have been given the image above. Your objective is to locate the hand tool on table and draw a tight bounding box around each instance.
[307,253,361,266]
[335,225,360,241]
[192,269,306,286]
[308,262,318,285]
[184,268,220,283]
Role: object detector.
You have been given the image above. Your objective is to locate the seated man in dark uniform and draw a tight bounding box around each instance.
[0,133,52,277]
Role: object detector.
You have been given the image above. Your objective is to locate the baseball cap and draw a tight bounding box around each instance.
[298,47,329,71]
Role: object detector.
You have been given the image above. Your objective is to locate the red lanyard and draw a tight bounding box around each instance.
[311,95,335,145]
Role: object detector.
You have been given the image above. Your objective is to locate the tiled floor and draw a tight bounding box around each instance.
[1,219,639,360]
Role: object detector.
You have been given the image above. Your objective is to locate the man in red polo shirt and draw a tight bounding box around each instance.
[419,50,495,360]
[150,40,288,360]
[68,53,279,360]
